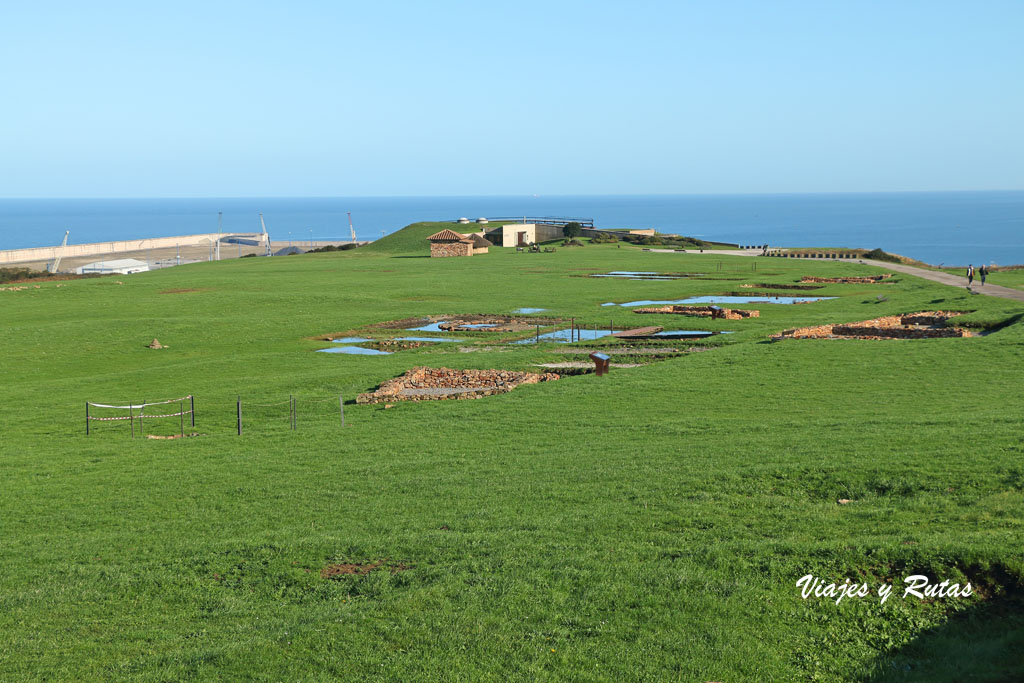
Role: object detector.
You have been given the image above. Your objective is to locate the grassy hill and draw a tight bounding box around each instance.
[1,245,1022,680]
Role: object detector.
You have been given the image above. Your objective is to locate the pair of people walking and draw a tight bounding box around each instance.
[967,264,988,287]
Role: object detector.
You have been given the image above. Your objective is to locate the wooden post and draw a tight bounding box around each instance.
[536,324,539,344]
[237,396,241,436]
[139,399,144,435]
[129,402,134,439]
[293,396,297,430]
[339,395,345,427]
[85,402,90,435]
[290,395,294,430]
[570,317,574,342]
[190,395,195,427]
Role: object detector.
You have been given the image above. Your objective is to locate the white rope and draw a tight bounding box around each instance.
[88,395,191,409]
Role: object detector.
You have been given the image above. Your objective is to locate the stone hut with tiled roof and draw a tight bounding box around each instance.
[427,229,474,258]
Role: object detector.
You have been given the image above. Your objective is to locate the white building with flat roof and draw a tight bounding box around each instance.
[76,258,149,275]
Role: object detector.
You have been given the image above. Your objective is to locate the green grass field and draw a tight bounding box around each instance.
[2,227,1022,681]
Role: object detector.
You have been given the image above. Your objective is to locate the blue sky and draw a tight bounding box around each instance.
[1,1,1021,197]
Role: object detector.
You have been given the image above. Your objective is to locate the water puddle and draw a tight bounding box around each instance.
[407,322,446,332]
[396,336,466,342]
[317,346,392,355]
[330,337,374,343]
[513,307,547,314]
[591,271,689,281]
[602,296,835,307]
[511,328,616,344]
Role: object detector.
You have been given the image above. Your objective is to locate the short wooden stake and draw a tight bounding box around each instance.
[236,396,242,436]
[339,395,345,427]
[85,402,90,436]
[129,402,134,439]
[190,395,195,427]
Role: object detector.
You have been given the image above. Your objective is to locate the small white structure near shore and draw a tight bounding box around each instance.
[76,258,149,275]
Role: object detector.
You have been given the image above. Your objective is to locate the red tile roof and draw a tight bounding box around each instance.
[426,229,472,242]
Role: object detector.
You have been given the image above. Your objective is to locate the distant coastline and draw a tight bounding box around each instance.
[1,192,1022,265]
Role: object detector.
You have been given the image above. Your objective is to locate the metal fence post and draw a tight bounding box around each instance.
[85,402,90,435]
[237,396,241,436]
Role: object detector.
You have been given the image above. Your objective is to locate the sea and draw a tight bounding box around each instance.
[1,192,1022,266]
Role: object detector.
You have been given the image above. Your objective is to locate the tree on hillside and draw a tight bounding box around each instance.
[562,222,582,238]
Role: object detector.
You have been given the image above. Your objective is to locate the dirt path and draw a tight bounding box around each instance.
[670,248,1024,304]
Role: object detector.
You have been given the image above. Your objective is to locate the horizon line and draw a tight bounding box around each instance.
[2,188,1024,201]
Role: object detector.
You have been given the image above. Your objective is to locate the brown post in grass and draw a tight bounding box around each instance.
[339,395,345,427]
[237,396,241,436]
[190,395,195,427]
[129,402,134,439]
[86,402,90,435]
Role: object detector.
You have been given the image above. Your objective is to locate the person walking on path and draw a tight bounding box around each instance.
[967,264,974,286]
[980,265,988,286]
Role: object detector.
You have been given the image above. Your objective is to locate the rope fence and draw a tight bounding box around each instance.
[84,394,348,438]
[86,396,194,438]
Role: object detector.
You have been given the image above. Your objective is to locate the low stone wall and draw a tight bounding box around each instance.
[900,311,967,326]
[800,274,893,284]
[831,325,965,339]
[633,305,760,319]
[356,367,560,404]
[772,311,972,341]
[739,282,823,290]
[438,318,530,332]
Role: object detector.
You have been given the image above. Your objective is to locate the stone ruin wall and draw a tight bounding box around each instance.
[633,305,760,319]
[357,367,560,404]
[774,312,971,341]
[430,241,473,258]
[800,274,893,284]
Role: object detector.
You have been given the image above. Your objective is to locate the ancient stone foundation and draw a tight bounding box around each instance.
[356,367,560,404]
[800,274,893,284]
[632,305,760,319]
[772,311,971,341]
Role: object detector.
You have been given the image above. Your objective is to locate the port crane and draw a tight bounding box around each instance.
[48,231,70,273]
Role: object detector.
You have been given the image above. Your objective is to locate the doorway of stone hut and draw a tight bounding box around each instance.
[517,231,527,247]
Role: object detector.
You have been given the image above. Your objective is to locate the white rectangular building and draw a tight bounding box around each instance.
[76,258,150,275]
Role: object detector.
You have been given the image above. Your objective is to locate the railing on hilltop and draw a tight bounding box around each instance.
[448,216,595,228]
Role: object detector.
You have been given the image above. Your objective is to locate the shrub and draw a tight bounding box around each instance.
[863,248,901,263]
[562,222,582,238]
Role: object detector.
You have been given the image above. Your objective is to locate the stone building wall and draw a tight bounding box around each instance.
[430,241,473,257]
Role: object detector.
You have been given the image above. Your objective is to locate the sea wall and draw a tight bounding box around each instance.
[0,232,267,266]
